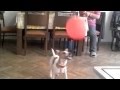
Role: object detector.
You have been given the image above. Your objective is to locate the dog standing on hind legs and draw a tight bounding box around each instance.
[50,48,73,79]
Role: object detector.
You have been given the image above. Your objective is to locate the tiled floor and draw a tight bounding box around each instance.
[0,40,120,79]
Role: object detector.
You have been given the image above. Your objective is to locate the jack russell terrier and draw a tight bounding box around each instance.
[50,48,73,79]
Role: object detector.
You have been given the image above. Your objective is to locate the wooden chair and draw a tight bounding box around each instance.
[52,11,79,52]
[23,11,49,55]
[0,11,17,47]
[0,11,5,47]
[111,12,120,51]
[86,12,106,51]
[0,24,1,46]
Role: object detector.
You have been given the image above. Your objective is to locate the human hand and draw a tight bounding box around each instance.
[83,11,90,17]
[80,11,91,17]
[80,11,86,16]
[86,12,91,17]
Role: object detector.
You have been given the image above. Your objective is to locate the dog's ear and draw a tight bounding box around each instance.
[69,52,73,57]
[67,52,73,60]
[55,50,60,54]
[64,48,69,55]
[65,48,69,52]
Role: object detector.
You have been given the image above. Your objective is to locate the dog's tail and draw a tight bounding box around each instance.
[51,48,56,57]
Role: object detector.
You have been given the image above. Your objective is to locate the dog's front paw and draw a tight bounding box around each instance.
[50,73,55,79]
[50,70,53,79]
[50,75,52,79]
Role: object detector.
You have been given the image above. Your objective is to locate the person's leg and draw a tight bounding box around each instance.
[65,39,74,54]
[88,25,97,57]
[65,38,68,49]
[68,40,75,56]
[69,40,74,51]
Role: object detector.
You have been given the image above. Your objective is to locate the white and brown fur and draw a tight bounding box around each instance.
[50,49,72,79]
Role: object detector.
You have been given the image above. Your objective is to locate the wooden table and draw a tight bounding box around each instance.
[94,66,120,79]
[16,11,83,55]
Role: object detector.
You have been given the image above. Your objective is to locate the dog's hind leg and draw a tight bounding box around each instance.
[64,73,68,79]
[49,56,54,79]
[52,73,56,79]
[50,69,52,79]
[64,68,68,79]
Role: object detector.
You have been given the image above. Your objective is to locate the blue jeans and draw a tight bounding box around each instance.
[65,39,74,51]
[88,25,97,52]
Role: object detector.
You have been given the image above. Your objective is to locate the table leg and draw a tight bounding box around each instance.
[77,40,84,56]
[16,29,24,55]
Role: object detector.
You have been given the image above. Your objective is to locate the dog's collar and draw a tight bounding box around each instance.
[56,63,66,68]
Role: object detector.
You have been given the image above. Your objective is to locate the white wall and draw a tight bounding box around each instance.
[4,11,19,26]
[3,11,114,42]
[102,11,113,42]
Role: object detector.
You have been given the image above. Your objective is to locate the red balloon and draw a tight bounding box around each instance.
[66,16,86,40]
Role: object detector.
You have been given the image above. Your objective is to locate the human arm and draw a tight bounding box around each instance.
[85,11,101,19]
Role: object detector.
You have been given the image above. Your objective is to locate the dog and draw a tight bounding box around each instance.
[49,48,73,79]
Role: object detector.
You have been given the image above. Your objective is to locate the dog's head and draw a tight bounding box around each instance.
[55,49,73,60]
[53,49,73,67]
[51,48,73,67]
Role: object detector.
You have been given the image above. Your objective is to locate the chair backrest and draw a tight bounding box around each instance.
[53,11,79,30]
[110,11,120,29]
[0,11,5,27]
[24,11,49,30]
[0,24,1,43]
[96,12,106,39]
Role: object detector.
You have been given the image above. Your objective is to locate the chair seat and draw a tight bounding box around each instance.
[54,31,68,36]
[27,25,46,29]
[26,30,46,37]
[1,26,16,33]
[87,30,100,36]
[55,27,66,29]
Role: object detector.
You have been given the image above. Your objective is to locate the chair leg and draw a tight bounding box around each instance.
[44,38,48,56]
[59,38,61,49]
[0,33,1,48]
[67,39,69,49]
[74,40,77,56]
[76,41,78,56]
[24,37,27,55]
[40,38,43,48]
[97,36,101,51]
[82,38,85,52]
[2,33,5,48]
[63,38,66,50]
[111,30,116,51]
[52,36,55,49]
[49,36,53,50]
[111,37,115,51]
[87,36,89,47]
